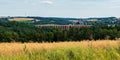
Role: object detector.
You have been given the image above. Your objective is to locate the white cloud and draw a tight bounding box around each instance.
[110,6,120,8]
[41,0,54,5]
[109,0,120,3]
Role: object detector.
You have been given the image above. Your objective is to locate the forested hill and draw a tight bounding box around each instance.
[0,21,120,42]
[0,16,119,25]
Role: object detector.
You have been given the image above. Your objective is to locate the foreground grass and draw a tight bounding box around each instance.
[0,40,120,60]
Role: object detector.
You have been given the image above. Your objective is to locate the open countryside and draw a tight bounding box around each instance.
[1,0,120,60]
[0,17,120,60]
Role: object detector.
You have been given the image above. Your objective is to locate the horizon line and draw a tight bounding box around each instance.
[0,16,119,18]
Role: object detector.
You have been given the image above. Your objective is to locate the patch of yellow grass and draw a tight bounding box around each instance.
[9,18,34,21]
[0,40,119,55]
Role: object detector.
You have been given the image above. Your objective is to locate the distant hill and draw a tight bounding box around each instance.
[0,16,119,26]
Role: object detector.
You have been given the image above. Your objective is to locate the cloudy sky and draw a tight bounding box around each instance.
[0,0,120,18]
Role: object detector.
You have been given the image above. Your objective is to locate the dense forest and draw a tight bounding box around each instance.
[0,21,120,42]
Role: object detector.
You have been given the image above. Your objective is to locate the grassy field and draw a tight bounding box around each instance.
[0,40,120,60]
[9,18,34,21]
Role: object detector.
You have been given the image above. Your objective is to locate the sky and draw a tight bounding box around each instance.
[0,0,120,18]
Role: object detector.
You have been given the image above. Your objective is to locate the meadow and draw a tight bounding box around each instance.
[0,40,120,60]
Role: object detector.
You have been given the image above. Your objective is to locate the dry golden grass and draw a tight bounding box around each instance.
[0,40,119,55]
[9,18,34,21]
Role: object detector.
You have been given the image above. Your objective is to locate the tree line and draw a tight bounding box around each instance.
[0,21,120,42]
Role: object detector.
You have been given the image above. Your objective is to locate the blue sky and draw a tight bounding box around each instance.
[0,0,120,18]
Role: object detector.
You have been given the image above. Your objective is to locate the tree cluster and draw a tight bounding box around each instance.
[0,21,120,42]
